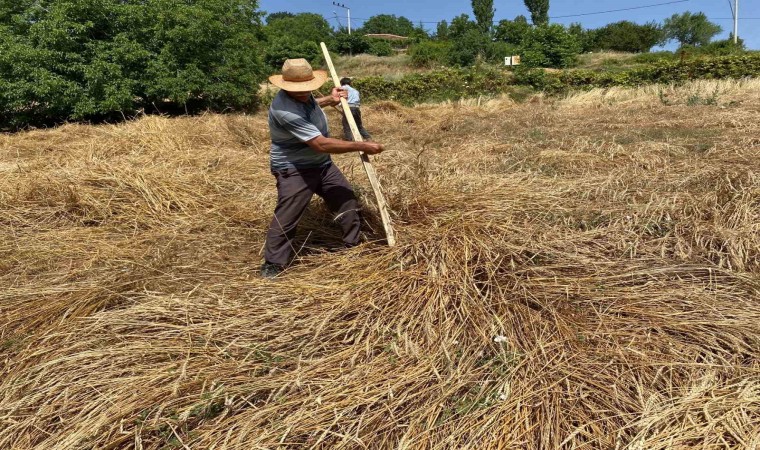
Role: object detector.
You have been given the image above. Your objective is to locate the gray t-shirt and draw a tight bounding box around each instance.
[268,91,332,170]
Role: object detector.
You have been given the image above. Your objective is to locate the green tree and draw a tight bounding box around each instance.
[449,14,477,39]
[263,12,334,70]
[333,30,370,55]
[520,24,580,68]
[0,0,267,129]
[368,39,394,57]
[449,28,489,66]
[265,11,294,24]
[524,0,549,26]
[494,15,531,45]
[663,11,722,47]
[409,40,452,67]
[471,0,495,36]
[360,14,415,37]
[592,21,664,52]
[568,23,597,53]
[436,20,450,40]
[264,38,321,69]
[408,23,431,42]
[264,13,333,46]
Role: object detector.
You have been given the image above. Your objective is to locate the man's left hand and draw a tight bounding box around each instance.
[331,87,347,104]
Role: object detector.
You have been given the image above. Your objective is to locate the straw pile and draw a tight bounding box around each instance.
[1,79,759,449]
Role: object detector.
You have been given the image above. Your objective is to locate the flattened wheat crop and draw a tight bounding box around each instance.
[1,79,759,449]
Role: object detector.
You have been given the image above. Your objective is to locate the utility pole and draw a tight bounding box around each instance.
[333,2,351,34]
[733,0,739,44]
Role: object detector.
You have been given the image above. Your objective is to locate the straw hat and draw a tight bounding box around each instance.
[268,59,328,92]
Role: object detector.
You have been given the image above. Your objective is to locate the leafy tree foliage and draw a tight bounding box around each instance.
[368,39,394,57]
[520,24,581,68]
[360,14,415,37]
[264,13,333,46]
[436,21,450,40]
[333,31,369,55]
[0,0,267,129]
[448,28,490,66]
[264,39,320,69]
[663,12,722,47]
[332,31,395,57]
[262,13,334,70]
[407,24,431,42]
[568,22,597,53]
[410,41,453,67]
[449,14,478,40]
[265,11,295,24]
[494,16,531,45]
[523,0,549,26]
[592,21,665,53]
[471,0,495,36]
[698,37,745,55]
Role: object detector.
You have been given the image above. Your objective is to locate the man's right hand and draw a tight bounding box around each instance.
[362,142,384,155]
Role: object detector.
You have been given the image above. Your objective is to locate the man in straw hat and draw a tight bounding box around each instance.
[261,58,385,278]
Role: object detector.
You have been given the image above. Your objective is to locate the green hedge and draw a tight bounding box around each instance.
[350,67,513,105]
[346,54,760,104]
[521,54,760,93]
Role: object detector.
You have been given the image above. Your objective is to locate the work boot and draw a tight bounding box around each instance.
[260,262,284,279]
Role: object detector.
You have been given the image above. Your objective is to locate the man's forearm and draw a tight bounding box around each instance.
[316,96,340,107]
[308,136,372,154]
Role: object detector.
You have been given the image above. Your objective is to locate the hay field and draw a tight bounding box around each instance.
[1,79,759,449]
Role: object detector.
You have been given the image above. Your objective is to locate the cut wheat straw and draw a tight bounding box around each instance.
[1,79,759,449]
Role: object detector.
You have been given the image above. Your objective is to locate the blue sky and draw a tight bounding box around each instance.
[259,0,759,50]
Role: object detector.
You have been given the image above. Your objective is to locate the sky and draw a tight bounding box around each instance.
[259,0,760,50]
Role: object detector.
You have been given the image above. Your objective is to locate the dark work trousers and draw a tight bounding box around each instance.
[342,107,372,141]
[264,164,361,266]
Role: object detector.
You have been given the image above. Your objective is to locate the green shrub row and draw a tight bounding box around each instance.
[350,67,514,105]
[347,54,760,104]
[523,54,760,93]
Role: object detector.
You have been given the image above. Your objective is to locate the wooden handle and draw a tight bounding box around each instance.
[320,42,397,247]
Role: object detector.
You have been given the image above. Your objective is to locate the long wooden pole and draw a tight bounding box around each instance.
[319,42,396,247]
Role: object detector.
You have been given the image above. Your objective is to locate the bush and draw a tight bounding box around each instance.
[409,41,452,67]
[516,54,760,93]
[368,39,394,57]
[520,24,581,68]
[333,32,371,56]
[305,54,760,107]
[684,38,746,56]
[448,29,490,66]
[631,51,677,64]
[568,23,597,53]
[352,67,513,104]
[486,41,520,64]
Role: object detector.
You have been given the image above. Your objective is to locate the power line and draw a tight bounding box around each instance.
[551,0,690,19]
[347,0,695,24]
